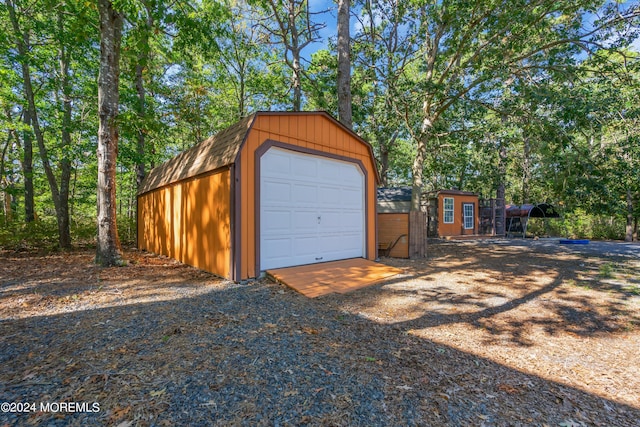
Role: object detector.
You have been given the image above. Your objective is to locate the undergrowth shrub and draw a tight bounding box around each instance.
[0,215,137,250]
[524,210,625,240]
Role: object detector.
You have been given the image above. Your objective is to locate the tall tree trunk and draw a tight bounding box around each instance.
[379,140,389,187]
[494,140,508,236]
[1,134,13,223]
[337,0,352,129]
[409,118,430,259]
[411,115,433,212]
[22,112,35,223]
[135,64,146,190]
[411,137,426,212]
[291,50,302,111]
[286,0,302,111]
[56,9,73,249]
[8,0,72,247]
[22,21,67,249]
[6,0,34,223]
[135,1,153,191]
[96,0,123,266]
[522,135,530,204]
[626,188,634,242]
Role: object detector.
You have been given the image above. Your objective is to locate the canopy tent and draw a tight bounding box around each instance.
[505,203,560,237]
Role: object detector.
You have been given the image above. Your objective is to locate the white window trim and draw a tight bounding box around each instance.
[443,197,454,224]
[463,203,474,229]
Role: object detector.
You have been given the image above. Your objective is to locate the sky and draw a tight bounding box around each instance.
[304,0,640,59]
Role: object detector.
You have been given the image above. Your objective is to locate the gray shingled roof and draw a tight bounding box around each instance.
[377,187,412,202]
[138,114,256,195]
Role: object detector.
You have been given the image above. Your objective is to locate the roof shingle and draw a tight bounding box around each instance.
[138,114,256,195]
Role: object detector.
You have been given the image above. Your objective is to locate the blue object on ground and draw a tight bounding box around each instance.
[559,239,590,244]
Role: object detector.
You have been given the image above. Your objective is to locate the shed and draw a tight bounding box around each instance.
[427,190,479,238]
[137,111,379,281]
[376,187,411,258]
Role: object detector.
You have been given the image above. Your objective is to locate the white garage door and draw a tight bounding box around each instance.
[260,147,365,270]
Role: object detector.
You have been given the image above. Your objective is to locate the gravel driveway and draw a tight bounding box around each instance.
[1,242,639,426]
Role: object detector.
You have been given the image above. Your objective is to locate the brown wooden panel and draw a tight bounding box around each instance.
[137,169,231,278]
[377,213,409,258]
[267,258,402,298]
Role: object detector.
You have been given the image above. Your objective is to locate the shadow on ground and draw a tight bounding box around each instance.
[0,243,639,426]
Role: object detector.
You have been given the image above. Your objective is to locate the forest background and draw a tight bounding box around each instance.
[1,0,639,256]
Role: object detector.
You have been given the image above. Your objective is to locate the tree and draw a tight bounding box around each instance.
[399,0,639,212]
[337,0,352,128]
[352,0,422,186]
[4,0,89,248]
[132,0,154,190]
[258,0,326,110]
[96,0,123,265]
[4,0,34,223]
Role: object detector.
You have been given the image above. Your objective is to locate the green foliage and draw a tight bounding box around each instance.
[0,219,60,251]
[599,262,615,279]
[0,214,137,250]
[526,209,627,240]
[1,0,639,248]
[117,215,137,246]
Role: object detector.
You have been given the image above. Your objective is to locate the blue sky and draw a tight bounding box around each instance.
[304,0,640,59]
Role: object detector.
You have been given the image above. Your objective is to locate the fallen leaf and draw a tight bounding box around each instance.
[497,383,519,394]
[301,326,319,334]
[150,388,166,397]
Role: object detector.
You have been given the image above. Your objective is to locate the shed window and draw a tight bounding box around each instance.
[443,197,454,224]
[463,203,474,229]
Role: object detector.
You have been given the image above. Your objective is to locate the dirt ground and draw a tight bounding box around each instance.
[349,239,640,407]
[0,239,639,426]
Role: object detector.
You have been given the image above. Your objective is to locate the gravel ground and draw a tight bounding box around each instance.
[1,243,639,426]
[487,237,640,258]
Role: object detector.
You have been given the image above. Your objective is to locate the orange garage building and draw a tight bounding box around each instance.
[137,111,380,281]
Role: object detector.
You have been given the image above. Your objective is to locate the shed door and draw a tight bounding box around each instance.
[260,147,365,270]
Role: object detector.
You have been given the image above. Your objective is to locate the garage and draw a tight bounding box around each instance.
[138,111,379,281]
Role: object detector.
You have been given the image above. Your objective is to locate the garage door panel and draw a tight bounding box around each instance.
[263,151,291,176]
[342,188,363,206]
[291,156,318,177]
[319,211,341,231]
[318,159,341,180]
[292,183,317,204]
[292,210,318,232]
[337,212,364,230]
[293,236,318,256]
[260,147,365,270]
[263,181,291,203]
[340,165,363,186]
[318,233,362,257]
[319,185,342,205]
[262,210,291,233]
[262,237,292,259]
[318,211,363,233]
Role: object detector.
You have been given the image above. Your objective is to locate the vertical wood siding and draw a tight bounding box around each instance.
[238,114,378,279]
[137,169,231,278]
[377,213,409,258]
